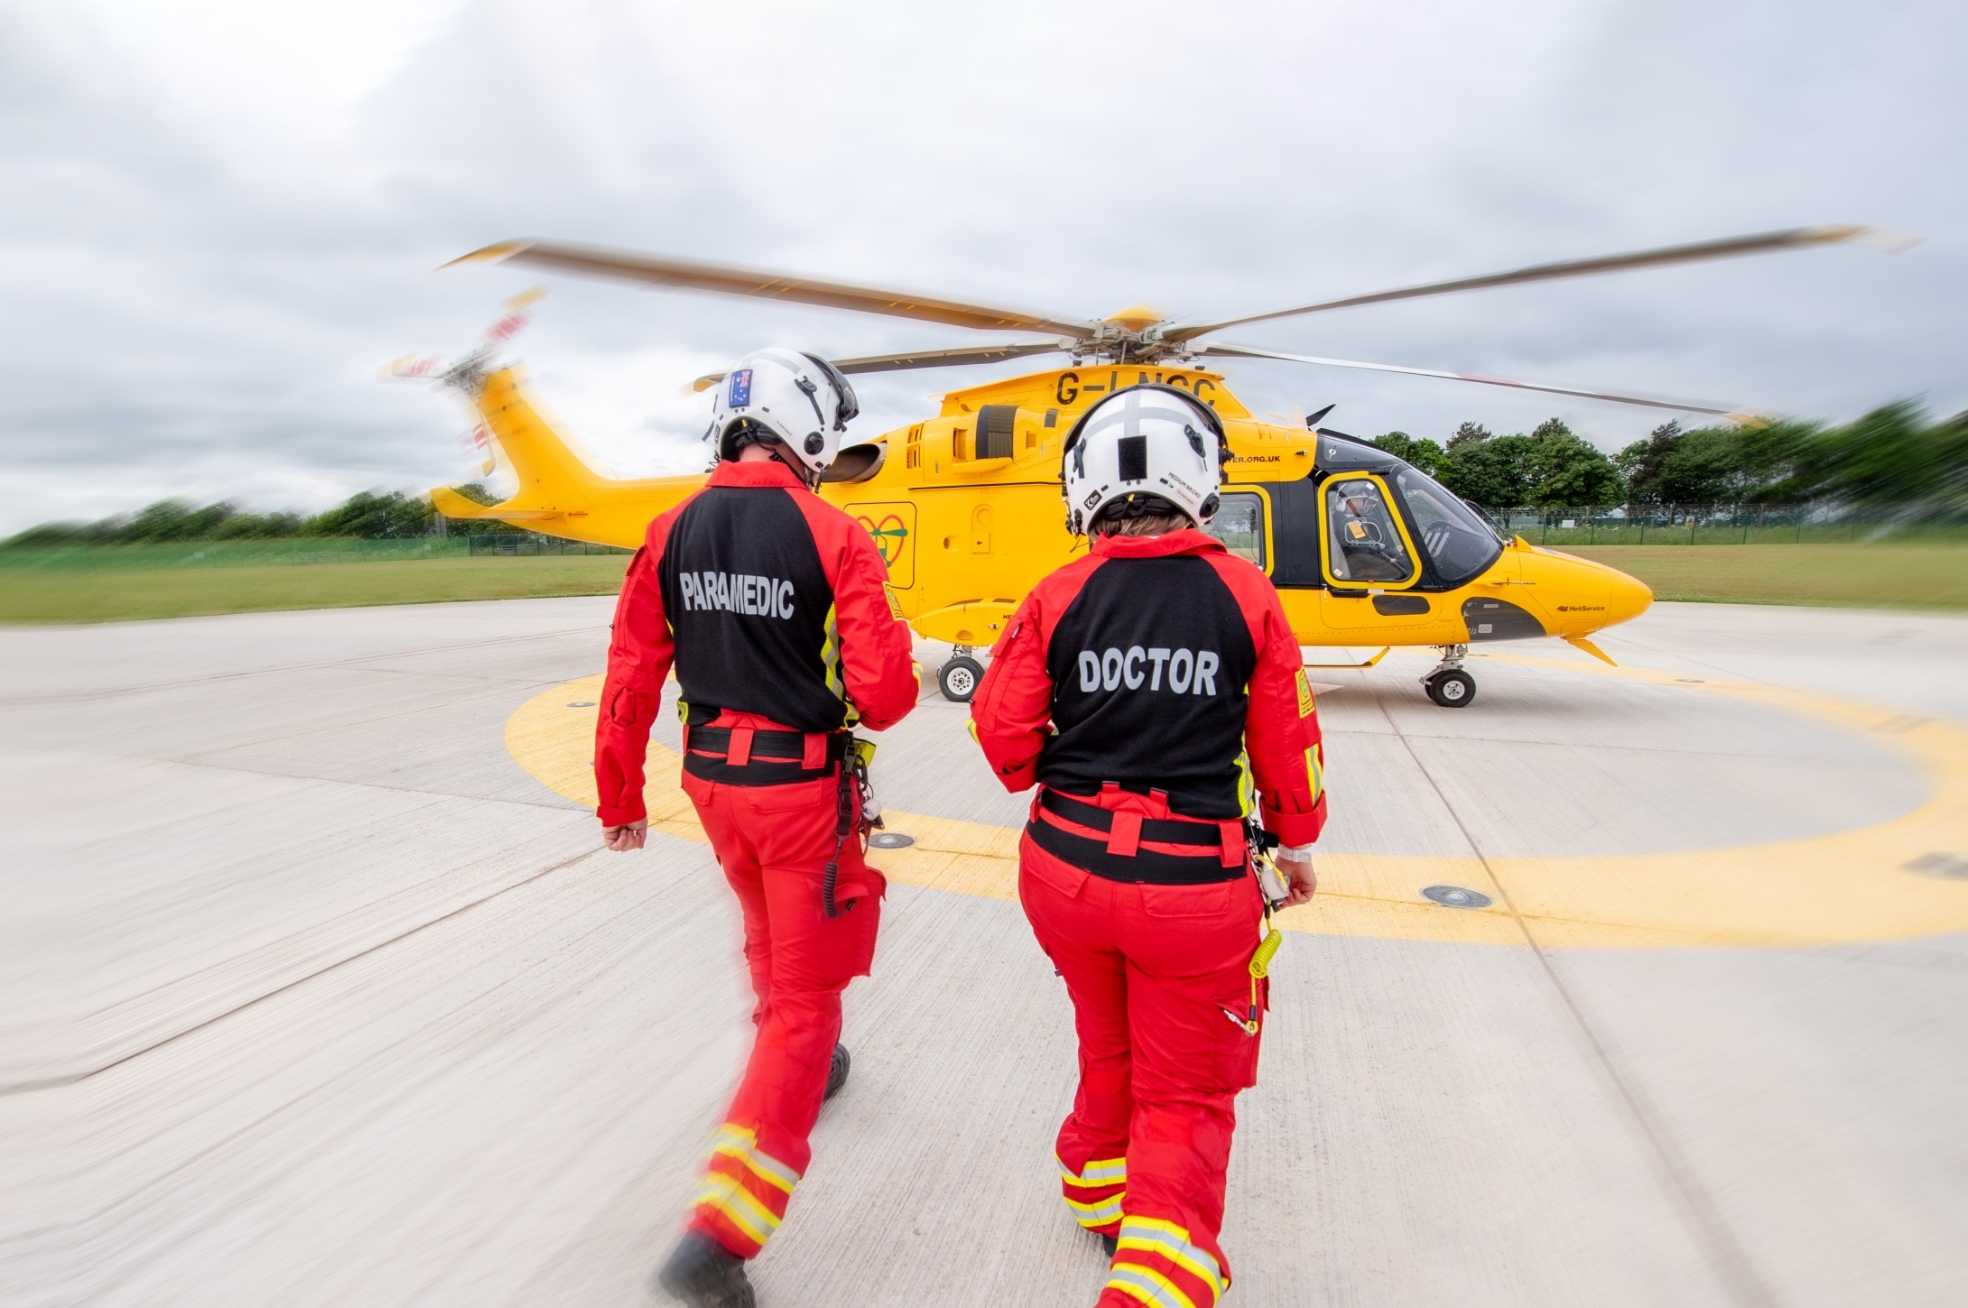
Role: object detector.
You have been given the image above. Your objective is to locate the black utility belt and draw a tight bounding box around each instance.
[1028,788,1249,885]
[683,724,848,787]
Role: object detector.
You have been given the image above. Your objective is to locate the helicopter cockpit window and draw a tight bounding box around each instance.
[1203,492,1265,568]
[1324,478,1414,584]
[1392,469,1504,586]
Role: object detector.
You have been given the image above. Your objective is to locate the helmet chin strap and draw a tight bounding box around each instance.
[733,435,821,488]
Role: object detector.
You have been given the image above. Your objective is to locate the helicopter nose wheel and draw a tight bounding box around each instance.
[938,646,985,703]
[1424,669,1476,707]
[1421,644,1475,708]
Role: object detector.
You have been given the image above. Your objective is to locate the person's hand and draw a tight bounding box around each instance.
[602,819,649,852]
[1276,853,1316,906]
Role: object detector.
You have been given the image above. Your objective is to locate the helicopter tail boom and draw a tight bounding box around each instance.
[430,365,650,546]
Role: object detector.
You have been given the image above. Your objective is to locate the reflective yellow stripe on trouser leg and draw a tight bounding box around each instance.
[1057,1152,1126,1229]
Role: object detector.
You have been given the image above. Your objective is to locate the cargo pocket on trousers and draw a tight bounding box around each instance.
[824,867,884,982]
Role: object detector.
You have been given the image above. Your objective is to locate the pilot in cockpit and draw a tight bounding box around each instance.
[1332,483,1411,582]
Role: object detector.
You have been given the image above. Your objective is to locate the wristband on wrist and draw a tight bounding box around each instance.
[1278,842,1315,861]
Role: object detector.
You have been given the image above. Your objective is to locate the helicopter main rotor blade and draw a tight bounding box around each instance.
[1193,342,1739,416]
[1164,225,1881,343]
[830,341,1072,375]
[447,241,1092,338]
[688,341,1073,393]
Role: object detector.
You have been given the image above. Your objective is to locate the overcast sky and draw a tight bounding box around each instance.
[2,0,1963,533]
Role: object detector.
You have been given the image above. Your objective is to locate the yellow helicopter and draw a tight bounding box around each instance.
[406,225,1882,706]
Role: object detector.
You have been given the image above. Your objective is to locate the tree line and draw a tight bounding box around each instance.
[4,486,518,547]
[10,402,1968,545]
[1370,401,1968,514]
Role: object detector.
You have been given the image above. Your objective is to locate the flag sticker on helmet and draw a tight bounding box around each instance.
[710,349,854,478]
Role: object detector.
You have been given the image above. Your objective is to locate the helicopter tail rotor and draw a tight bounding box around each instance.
[382,289,548,394]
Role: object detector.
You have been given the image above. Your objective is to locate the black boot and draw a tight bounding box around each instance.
[652,1231,755,1308]
[824,1043,850,1101]
[1101,1233,1118,1259]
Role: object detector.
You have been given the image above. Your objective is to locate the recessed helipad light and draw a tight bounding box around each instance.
[567,701,596,707]
[868,832,915,850]
[1903,852,1968,880]
[1676,679,1704,684]
[1421,885,1492,909]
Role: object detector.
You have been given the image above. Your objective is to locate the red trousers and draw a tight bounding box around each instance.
[681,767,883,1259]
[1020,822,1267,1308]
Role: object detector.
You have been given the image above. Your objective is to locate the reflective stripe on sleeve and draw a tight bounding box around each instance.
[822,603,844,700]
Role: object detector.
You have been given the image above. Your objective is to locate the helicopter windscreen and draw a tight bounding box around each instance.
[1324,478,1415,583]
[1392,469,1504,586]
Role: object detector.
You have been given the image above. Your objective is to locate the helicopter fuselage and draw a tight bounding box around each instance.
[436,362,1652,661]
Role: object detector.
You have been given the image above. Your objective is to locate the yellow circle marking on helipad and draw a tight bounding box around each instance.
[507,664,1968,949]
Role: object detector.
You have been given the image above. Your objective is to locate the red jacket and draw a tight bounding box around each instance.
[594,458,918,826]
[969,529,1326,847]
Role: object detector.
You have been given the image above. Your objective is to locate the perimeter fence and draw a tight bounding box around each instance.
[1485,505,1968,547]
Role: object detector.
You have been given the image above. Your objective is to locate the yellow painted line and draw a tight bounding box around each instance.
[507,666,1968,949]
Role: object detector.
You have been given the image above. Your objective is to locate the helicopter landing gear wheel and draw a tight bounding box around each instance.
[1424,669,1476,707]
[939,648,984,703]
[1420,643,1474,708]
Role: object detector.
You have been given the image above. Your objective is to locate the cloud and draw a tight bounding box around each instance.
[1,0,1963,532]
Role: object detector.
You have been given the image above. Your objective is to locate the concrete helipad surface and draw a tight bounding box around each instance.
[2,599,1965,1306]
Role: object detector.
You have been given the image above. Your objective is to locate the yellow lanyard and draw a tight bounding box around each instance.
[1241,909,1282,1036]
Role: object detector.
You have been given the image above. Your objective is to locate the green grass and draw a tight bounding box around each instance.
[5,541,1963,624]
[1560,544,1968,610]
[0,554,631,624]
[1505,521,1968,548]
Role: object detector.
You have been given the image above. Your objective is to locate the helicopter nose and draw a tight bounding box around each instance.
[1603,568,1654,627]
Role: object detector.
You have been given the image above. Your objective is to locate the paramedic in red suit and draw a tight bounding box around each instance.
[969,384,1326,1308]
[593,348,918,1308]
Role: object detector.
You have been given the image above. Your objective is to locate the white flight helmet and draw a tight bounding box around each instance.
[707,346,860,480]
[1061,383,1228,536]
